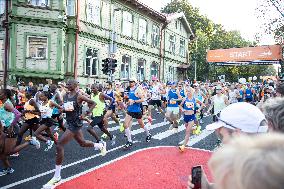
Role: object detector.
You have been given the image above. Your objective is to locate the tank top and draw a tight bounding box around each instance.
[180,89,185,98]
[0,99,15,128]
[167,89,178,107]
[40,100,53,118]
[245,88,252,99]
[183,97,196,111]
[24,99,39,120]
[91,92,105,117]
[63,92,81,124]
[51,92,61,115]
[127,86,141,113]
[214,95,227,115]
[105,90,115,107]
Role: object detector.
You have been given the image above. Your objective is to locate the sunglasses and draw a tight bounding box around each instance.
[129,81,135,83]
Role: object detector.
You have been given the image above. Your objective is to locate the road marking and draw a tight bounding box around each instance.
[152,124,186,140]
[179,130,215,146]
[2,142,139,189]
[108,119,155,132]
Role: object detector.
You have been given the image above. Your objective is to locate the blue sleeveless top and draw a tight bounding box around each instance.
[127,87,141,113]
[167,89,179,107]
[183,98,196,111]
[106,90,115,108]
[180,89,185,98]
[245,89,252,99]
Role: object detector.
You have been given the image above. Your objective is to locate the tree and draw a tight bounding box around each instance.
[162,0,278,82]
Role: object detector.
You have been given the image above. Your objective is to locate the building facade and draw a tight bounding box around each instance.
[0,0,193,85]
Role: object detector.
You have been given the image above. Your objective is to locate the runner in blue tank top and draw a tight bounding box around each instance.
[103,81,123,139]
[165,82,182,132]
[179,87,203,152]
[123,78,151,149]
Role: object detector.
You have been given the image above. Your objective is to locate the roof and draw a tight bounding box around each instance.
[118,0,166,22]
[163,12,194,37]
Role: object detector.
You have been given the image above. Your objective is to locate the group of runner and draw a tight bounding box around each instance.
[0,77,277,188]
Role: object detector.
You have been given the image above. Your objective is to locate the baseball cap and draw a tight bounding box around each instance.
[206,102,267,133]
[152,76,158,81]
[215,85,222,90]
[168,81,176,85]
[129,78,137,83]
[115,81,121,85]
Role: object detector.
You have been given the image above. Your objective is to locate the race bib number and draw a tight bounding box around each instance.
[185,102,194,109]
[64,101,74,112]
[170,100,176,104]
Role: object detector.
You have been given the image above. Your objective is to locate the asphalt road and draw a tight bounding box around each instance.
[0,112,218,189]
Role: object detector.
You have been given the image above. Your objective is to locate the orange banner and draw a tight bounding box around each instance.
[207,45,283,62]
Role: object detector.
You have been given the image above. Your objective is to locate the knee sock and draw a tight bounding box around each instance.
[54,165,62,178]
[93,142,103,150]
[125,128,132,142]
[144,124,150,136]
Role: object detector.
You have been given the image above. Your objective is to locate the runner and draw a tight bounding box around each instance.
[148,77,164,123]
[43,79,107,188]
[103,81,123,138]
[0,89,40,176]
[34,91,62,151]
[123,78,151,149]
[87,83,116,145]
[179,87,202,152]
[165,82,182,132]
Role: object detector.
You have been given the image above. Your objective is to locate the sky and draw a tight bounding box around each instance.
[139,0,277,45]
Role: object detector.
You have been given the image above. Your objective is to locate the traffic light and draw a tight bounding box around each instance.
[102,58,110,75]
[110,58,117,73]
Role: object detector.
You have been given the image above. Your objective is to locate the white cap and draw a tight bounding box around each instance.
[206,102,267,133]
[129,78,137,83]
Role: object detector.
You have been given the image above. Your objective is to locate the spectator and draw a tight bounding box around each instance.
[275,82,284,97]
[208,134,284,189]
[188,102,268,189]
[262,97,284,133]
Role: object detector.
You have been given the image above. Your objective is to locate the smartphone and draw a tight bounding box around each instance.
[192,165,202,189]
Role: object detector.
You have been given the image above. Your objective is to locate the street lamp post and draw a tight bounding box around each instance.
[194,38,197,81]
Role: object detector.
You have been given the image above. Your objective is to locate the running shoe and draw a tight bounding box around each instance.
[24,135,32,141]
[123,141,133,149]
[10,152,19,157]
[119,123,125,132]
[146,134,152,142]
[44,141,54,152]
[164,118,167,123]
[179,145,185,152]
[172,127,178,133]
[43,176,61,188]
[0,167,14,176]
[111,135,116,146]
[29,137,40,149]
[100,141,107,156]
[101,133,108,139]
[54,132,59,142]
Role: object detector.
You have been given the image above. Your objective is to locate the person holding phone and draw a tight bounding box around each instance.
[188,102,268,188]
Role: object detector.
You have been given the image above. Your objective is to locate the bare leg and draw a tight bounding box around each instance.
[34,125,49,143]
[87,127,100,141]
[56,129,74,165]
[73,130,96,148]
[183,121,194,146]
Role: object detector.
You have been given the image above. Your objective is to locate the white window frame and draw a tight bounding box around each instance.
[138,18,147,43]
[0,0,5,15]
[150,62,159,79]
[169,35,176,54]
[122,11,133,37]
[27,36,48,59]
[66,0,75,16]
[121,55,131,79]
[85,48,98,77]
[87,0,101,25]
[29,0,49,7]
[151,25,159,48]
[168,66,175,81]
[179,39,185,57]
[137,58,145,81]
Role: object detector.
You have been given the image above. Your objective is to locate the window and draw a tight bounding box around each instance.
[151,25,159,47]
[122,11,133,37]
[29,0,49,6]
[169,35,176,54]
[179,39,185,57]
[150,62,159,79]
[85,48,98,76]
[87,0,101,25]
[66,0,75,16]
[121,55,131,79]
[168,66,175,81]
[137,58,145,81]
[0,0,5,15]
[27,36,48,59]
[175,21,178,29]
[138,18,147,43]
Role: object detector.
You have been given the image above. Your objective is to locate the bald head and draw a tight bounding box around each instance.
[66,79,78,91]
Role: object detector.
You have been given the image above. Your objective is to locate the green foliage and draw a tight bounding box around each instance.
[162,0,278,82]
